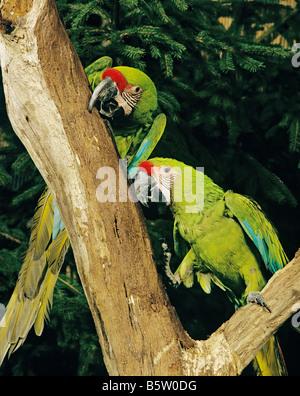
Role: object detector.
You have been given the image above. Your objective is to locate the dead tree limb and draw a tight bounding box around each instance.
[0,0,299,376]
[183,251,300,375]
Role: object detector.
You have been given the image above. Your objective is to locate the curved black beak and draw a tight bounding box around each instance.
[88,77,119,113]
[133,170,168,206]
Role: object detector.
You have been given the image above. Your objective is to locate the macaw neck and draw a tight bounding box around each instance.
[170,171,224,217]
[202,174,225,206]
[112,119,142,137]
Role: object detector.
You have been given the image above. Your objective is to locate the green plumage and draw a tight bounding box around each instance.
[86,58,161,160]
[113,66,158,128]
[86,58,158,129]
[145,157,288,376]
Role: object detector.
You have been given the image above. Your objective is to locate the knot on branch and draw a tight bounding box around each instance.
[0,17,14,34]
[0,0,34,33]
[294,248,300,259]
[181,330,243,376]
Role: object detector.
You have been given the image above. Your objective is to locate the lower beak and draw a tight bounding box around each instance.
[88,77,119,113]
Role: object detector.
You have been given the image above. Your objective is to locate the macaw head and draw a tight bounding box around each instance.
[88,68,143,118]
[135,158,182,206]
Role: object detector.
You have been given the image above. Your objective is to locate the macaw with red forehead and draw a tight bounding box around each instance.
[87,56,166,165]
[0,57,166,365]
[135,158,288,376]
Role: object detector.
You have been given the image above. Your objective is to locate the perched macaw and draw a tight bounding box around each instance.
[136,158,288,376]
[87,56,166,165]
[0,57,166,365]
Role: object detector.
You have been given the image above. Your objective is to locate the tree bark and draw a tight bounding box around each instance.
[0,0,299,376]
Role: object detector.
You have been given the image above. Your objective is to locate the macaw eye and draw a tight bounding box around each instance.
[124,85,143,95]
[163,167,171,173]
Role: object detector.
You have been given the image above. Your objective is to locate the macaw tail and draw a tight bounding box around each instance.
[0,271,58,366]
[0,188,70,366]
[253,335,287,376]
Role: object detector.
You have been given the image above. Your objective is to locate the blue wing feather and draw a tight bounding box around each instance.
[242,220,270,267]
[128,113,166,178]
[52,200,65,240]
[225,192,288,274]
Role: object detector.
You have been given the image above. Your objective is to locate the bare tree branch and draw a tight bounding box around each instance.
[182,251,300,375]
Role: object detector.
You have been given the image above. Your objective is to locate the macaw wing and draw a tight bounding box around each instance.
[84,56,113,91]
[174,248,196,288]
[127,113,166,178]
[173,220,229,294]
[115,135,135,159]
[224,191,288,274]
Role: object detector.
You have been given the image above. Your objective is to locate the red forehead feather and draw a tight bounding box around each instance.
[102,68,128,92]
[138,161,154,175]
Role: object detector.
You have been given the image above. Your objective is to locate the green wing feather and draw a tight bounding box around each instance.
[85,56,113,90]
[128,114,166,177]
[224,191,288,274]
[174,248,196,288]
[115,134,138,159]
[196,272,212,294]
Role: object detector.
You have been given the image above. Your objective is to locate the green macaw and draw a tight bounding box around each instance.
[0,57,166,365]
[136,158,288,376]
[86,56,165,164]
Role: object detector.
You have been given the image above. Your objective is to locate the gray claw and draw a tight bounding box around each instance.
[161,240,181,288]
[247,291,271,313]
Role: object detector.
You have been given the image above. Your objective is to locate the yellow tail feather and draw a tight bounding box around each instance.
[0,225,69,366]
[47,230,70,274]
[34,271,59,336]
[18,251,47,299]
[253,335,287,376]
[29,188,54,260]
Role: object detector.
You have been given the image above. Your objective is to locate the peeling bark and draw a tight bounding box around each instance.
[1,0,299,376]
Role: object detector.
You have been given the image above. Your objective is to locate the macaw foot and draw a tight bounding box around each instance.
[161,239,181,288]
[246,291,271,313]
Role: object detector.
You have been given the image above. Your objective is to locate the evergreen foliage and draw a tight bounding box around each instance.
[1,0,300,375]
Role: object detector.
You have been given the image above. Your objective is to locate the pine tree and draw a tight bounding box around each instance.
[1,0,300,375]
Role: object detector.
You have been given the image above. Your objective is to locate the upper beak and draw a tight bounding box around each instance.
[133,170,170,206]
[132,170,153,206]
[88,77,119,113]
